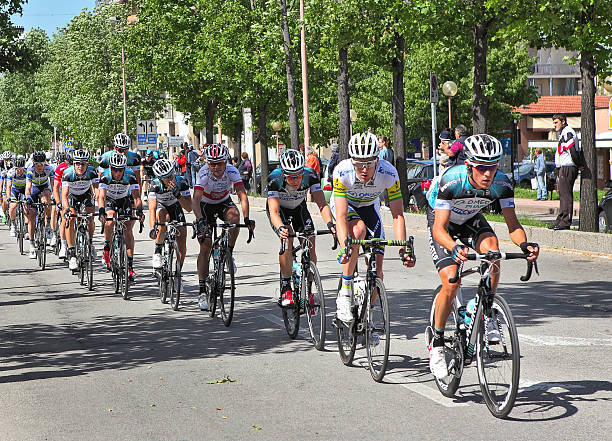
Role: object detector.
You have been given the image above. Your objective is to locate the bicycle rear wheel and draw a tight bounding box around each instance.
[366,278,391,382]
[427,285,463,397]
[169,242,181,311]
[477,294,520,419]
[121,240,129,300]
[17,208,24,255]
[335,277,357,366]
[282,272,300,339]
[36,220,46,269]
[111,237,120,294]
[158,262,168,304]
[86,238,94,291]
[219,251,235,327]
[304,263,325,350]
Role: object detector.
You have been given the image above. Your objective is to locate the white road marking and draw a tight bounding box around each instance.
[518,379,587,393]
[260,313,310,340]
[519,334,612,347]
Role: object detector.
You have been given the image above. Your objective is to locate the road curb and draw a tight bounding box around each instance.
[248,196,612,257]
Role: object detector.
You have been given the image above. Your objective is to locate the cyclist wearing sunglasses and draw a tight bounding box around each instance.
[99,134,142,191]
[267,149,335,307]
[6,156,32,239]
[53,150,73,258]
[332,132,416,323]
[24,152,55,258]
[98,152,143,276]
[61,149,99,271]
[426,134,539,379]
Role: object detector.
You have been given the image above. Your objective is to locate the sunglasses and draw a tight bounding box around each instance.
[351,158,377,169]
[111,167,124,172]
[471,163,498,173]
[75,161,88,166]
[34,162,44,167]
[208,161,225,167]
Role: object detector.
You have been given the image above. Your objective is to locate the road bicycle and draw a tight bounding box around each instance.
[426,250,537,418]
[152,220,195,311]
[68,212,96,291]
[51,204,63,257]
[13,198,27,255]
[334,236,415,382]
[278,227,337,350]
[31,202,54,270]
[206,215,254,327]
[103,215,143,300]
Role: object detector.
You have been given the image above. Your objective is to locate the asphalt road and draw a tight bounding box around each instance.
[0,200,611,440]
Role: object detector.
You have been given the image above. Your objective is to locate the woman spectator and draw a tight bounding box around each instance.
[238,151,253,191]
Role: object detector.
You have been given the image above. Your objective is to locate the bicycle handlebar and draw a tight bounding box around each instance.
[279,228,337,255]
[213,222,254,243]
[448,250,538,284]
[152,221,196,239]
[342,236,415,261]
[100,216,143,235]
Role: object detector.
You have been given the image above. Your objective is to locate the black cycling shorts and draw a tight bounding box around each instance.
[156,201,186,223]
[426,205,495,271]
[200,198,237,227]
[266,200,314,234]
[30,184,51,203]
[69,191,94,212]
[105,197,133,216]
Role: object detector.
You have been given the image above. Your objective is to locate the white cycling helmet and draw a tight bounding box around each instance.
[72,149,90,162]
[463,134,503,165]
[279,149,304,176]
[109,152,127,169]
[204,143,229,163]
[45,152,53,161]
[152,158,174,178]
[348,132,379,159]
[113,133,131,150]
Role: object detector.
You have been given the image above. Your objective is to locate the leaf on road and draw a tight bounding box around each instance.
[222,416,228,419]
[127,379,133,383]
[216,408,222,411]
[150,404,156,407]
[159,377,164,380]
[147,366,152,369]
[108,408,113,412]
[191,407,197,410]
[206,375,239,384]
[252,425,262,430]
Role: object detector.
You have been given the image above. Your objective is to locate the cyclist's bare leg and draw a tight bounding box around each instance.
[434,265,461,331]
[225,206,240,247]
[85,206,95,239]
[280,227,295,277]
[475,233,500,292]
[197,237,212,280]
[124,220,135,257]
[42,191,52,219]
[66,207,77,246]
[306,235,317,264]
[104,209,116,242]
[8,200,17,220]
[177,226,187,266]
[26,206,36,239]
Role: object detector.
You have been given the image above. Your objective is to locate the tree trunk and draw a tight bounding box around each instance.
[472,20,489,134]
[578,50,598,232]
[205,100,216,144]
[279,0,300,150]
[337,46,350,161]
[258,103,269,195]
[392,33,409,208]
[233,117,243,158]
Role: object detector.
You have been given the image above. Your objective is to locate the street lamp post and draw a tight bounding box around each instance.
[272,121,283,157]
[442,81,458,129]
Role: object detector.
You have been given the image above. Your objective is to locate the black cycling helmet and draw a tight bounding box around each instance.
[32,151,46,164]
[14,156,26,168]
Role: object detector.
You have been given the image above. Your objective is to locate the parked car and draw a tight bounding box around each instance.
[255,161,280,193]
[405,160,434,211]
[598,179,612,233]
[506,160,556,189]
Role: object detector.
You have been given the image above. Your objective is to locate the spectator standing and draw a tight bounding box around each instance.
[327,143,339,184]
[437,129,454,173]
[238,151,253,191]
[448,124,468,166]
[534,148,546,201]
[187,144,201,188]
[549,114,582,230]
[176,148,187,177]
[231,156,239,167]
[304,145,321,177]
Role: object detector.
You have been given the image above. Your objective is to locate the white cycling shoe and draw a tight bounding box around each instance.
[152,253,163,269]
[485,316,501,343]
[28,248,36,259]
[336,295,353,323]
[428,342,449,379]
[10,225,16,237]
[59,245,67,259]
[50,234,57,247]
[68,256,78,270]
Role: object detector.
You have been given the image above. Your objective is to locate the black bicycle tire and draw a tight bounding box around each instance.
[18,207,24,255]
[476,294,520,419]
[335,276,357,366]
[78,230,86,285]
[207,245,218,317]
[40,220,47,270]
[158,247,168,303]
[170,241,181,311]
[428,286,462,397]
[36,219,43,268]
[304,263,325,350]
[111,235,120,294]
[87,237,93,291]
[366,278,391,382]
[282,265,300,339]
[219,251,235,327]
[121,239,129,300]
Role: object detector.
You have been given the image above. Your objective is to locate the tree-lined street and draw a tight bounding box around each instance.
[1,204,610,440]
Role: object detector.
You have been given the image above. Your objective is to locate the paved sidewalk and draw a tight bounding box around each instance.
[514,197,579,217]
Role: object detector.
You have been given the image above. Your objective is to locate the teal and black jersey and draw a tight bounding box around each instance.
[62,165,99,196]
[149,175,190,207]
[427,164,514,225]
[99,150,142,173]
[99,168,139,200]
[265,167,321,209]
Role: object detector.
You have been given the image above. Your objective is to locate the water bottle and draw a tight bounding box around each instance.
[213,247,220,268]
[353,275,366,306]
[464,297,477,326]
[292,261,301,285]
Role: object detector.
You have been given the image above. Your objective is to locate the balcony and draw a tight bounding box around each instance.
[530,63,580,76]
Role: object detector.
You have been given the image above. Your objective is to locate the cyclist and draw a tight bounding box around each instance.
[332,132,415,323]
[53,150,73,258]
[148,158,192,282]
[192,143,255,311]
[140,149,158,202]
[24,152,55,258]
[7,156,34,240]
[266,149,335,307]
[0,152,12,223]
[98,152,144,276]
[48,152,66,248]
[426,134,539,379]
[99,134,142,187]
[61,149,99,271]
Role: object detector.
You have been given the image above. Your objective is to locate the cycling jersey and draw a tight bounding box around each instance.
[194,164,243,204]
[7,167,27,189]
[26,164,55,188]
[99,150,141,173]
[54,161,69,186]
[140,157,157,177]
[332,159,401,208]
[99,168,139,200]
[149,175,190,207]
[62,165,99,196]
[427,164,514,225]
[265,167,321,209]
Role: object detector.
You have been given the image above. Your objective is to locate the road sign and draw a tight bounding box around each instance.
[430,73,439,104]
[137,120,158,147]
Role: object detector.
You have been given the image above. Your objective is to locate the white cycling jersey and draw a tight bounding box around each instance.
[194,164,244,204]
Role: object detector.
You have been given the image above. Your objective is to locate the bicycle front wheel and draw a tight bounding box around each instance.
[169,242,181,311]
[366,278,391,382]
[111,238,120,294]
[427,285,462,397]
[86,238,94,291]
[335,277,356,366]
[476,294,520,419]
[77,230,86,285]
[219,251,235,327]
[17,209,24,255]
[304,263,325,350]
[120,240,129,300]
[206,246,218,317]
[282,273,300,339]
